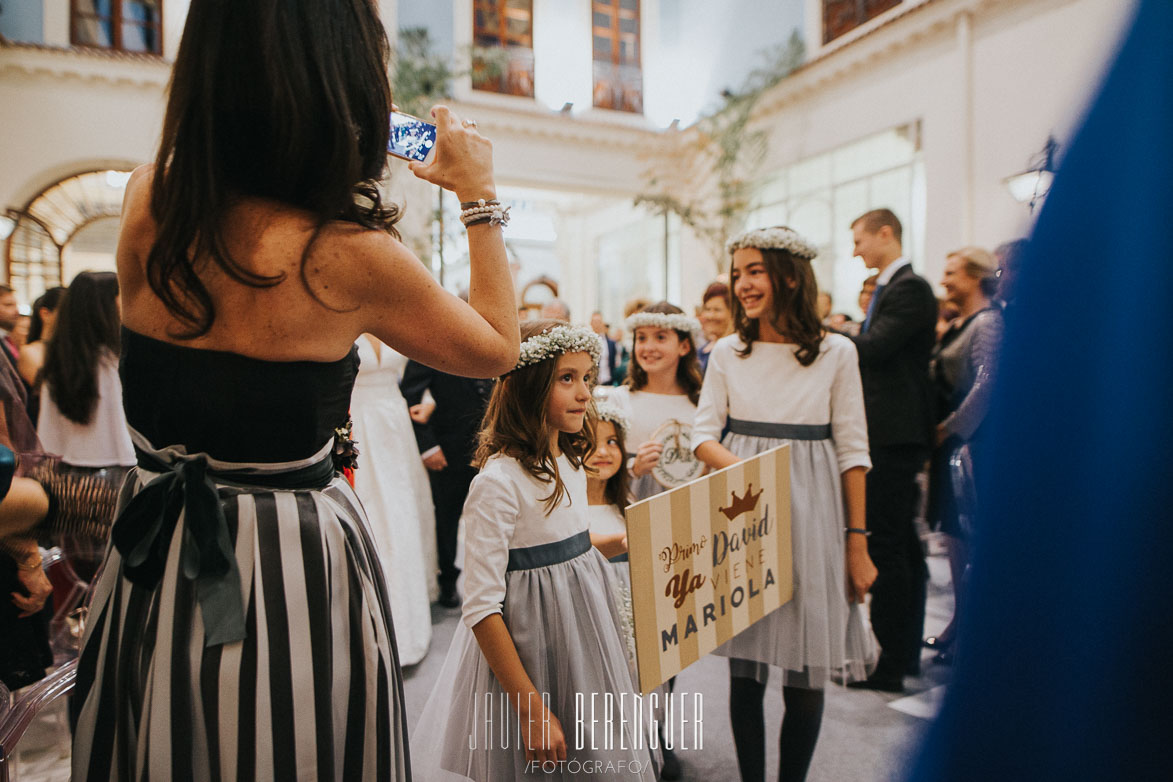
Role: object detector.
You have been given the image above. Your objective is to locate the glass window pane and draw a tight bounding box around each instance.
[789,154,831,196]
[620,0,638,9]
[831,179,871,316]
[124,0,160,22]
[506,0,531,10]
[619,17,637,34]
[790,195,832,248]
[121,22,157,53]
[74,17,113,47]
[506,17,530,37]
[832,129,916,183]
[594,35,612,58]
[593,12,612,28]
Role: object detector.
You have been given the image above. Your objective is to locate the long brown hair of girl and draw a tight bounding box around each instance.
[731,247,825,366]
[624,301,704,404]
[476,319,598,514]
[594,409,632,510]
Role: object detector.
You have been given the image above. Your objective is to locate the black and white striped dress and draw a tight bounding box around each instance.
[71,330,410,781]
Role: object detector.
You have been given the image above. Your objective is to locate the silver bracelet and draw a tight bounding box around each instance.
[460,203,510,228]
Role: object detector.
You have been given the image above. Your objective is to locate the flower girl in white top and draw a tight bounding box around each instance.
[692,226,879,782]
[412,320,655,781]
[608,301,704,503]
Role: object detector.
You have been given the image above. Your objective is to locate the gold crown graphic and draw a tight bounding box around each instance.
[718,484,763,521]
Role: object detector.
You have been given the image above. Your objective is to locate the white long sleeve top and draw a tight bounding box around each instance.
[692,334,871,474]
[460,452,591,628]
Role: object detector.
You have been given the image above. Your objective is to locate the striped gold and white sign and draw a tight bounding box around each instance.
[625,445,793,694]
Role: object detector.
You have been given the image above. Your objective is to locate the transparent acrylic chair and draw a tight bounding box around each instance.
[0,658,76,782]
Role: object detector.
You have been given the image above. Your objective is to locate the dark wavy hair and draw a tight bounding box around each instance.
[624,301,703,405]
[42,272,121,425]
[476,319,597,514]
[592,411,631,510]
[148,0,400,337]
[27,286,66,343]
[731,245,824,366]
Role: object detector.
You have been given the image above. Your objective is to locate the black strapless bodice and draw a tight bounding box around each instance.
[120,327,359,463]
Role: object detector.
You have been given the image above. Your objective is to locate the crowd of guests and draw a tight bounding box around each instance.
[0,2,1022,780]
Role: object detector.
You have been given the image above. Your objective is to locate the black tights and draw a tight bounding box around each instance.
[729,674,825,782]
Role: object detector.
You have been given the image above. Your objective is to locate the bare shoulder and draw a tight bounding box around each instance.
[116,165,157,284]
[307,222,433,310]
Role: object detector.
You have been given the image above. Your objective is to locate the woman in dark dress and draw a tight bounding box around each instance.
[924,247,1003,663]
[69,2,519,779]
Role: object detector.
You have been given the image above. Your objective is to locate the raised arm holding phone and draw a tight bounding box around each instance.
[69,1,518,780]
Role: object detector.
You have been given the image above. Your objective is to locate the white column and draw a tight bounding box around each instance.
[958,9,975,244]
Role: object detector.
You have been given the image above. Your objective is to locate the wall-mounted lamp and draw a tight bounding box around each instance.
[1005,136,1059,213]
[559,102,574,115]
[0,211,15,241]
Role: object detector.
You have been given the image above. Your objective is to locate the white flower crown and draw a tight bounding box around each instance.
[511,325,603,372]
[591,400,630,437]
[726,226,818,261]
[624,311,703,346]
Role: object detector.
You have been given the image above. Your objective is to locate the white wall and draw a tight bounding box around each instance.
[673,0,1135,301]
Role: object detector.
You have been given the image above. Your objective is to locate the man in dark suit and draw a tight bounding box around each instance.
[845,208,938,693]
[589,311,621,385]
[400,360,494,608]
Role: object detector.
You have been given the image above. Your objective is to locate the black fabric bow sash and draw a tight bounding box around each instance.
[111,455,246,647]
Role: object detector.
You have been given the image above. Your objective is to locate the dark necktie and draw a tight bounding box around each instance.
[862,283,886,333]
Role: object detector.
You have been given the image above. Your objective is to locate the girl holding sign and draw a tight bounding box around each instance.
[412,320,654,781]
[608,302,706,502]
[693,226,878,782]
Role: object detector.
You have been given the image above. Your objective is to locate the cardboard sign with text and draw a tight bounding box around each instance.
[625,445,793,694]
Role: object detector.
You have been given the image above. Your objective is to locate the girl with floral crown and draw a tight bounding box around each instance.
[412,320,655,781]
[693,226,878,782]
[609,301,705,504]
[605,300,702,779]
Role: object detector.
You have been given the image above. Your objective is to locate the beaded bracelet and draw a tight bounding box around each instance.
[460,197,501,210]
[460,203,511,228]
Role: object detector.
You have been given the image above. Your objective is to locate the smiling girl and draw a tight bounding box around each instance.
[693,226,878,782]
[609,302,704,504]
[412,320,654,781]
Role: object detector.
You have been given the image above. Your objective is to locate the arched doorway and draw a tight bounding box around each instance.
[2,169,133,304]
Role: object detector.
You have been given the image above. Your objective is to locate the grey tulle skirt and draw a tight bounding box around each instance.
[411,545,656,781]
[713,434,877,689]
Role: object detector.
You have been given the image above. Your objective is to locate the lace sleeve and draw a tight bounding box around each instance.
[942,309,1004,441]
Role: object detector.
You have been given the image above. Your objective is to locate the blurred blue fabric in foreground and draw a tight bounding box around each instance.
[907,1,1173,779]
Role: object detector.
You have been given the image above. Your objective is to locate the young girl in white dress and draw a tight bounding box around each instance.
[412,320,656,781]
[608,302,704,503]
[585,401,633,653]
[606,301,700,780]
[693,226,878,782]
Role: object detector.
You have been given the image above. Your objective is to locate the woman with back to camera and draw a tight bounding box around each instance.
[37,272,135,574]
[69,1,519,779]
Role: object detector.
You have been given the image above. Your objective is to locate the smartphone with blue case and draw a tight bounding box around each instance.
[388,110,437,163]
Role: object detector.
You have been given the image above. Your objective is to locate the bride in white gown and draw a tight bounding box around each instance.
[351,334,439,665]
